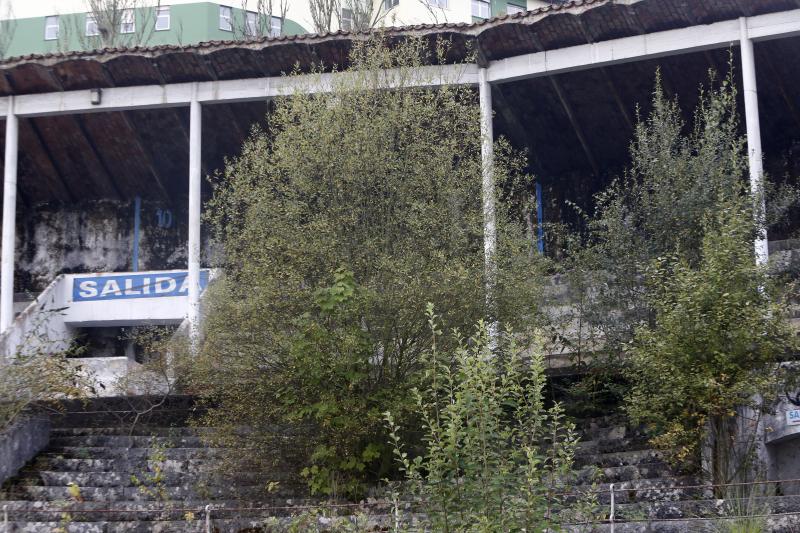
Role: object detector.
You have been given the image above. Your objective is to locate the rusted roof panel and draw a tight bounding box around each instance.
[205,48,264,80]
[103,56,164,87]
[4,63,63,94]
[580,3,642,42]
[2,0,796,97]
[630,0,692,33]
[153,52,215,84]
[52,60,112,91]
[0,73,12,97]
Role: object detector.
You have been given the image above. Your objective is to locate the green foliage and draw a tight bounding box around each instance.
[553,63,799,420]
[385,306,587,532]
[625,197,797,480]
[0,313,93,432]
[192,37,543,497]
[577,69,751,352]
[130,438,170,501]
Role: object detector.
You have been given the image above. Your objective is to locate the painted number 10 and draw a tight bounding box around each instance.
[156,209,173,229]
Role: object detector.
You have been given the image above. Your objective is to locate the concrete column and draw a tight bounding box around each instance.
[1,97,18,333]
[740,18,769,266]
[188,87,202,343]
[479,68,498,341]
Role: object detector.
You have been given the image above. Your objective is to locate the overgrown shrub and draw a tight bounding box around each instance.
[625,196,797,485]
[0,314,92,431]
[191,37,544,497]
[555,66,798,416]
[386,306,590,532]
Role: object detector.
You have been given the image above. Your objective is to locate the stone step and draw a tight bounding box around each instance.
[574,448,667,468]
[573,460,676,484]
[43,447,229,460]
[575,437,651,455]
[587,476,707,505]
[15,470,293,488]
[0,499,351,522]
[2,516,395,533]
[28,457,215,473]
[564,513,800,533]
[1,484,277,502]
[50,427,211,438]
[7,513,800,533]
[572,416,636,440]
[50,425,303,437]
[49,435,208,448]
[613,494,800,520]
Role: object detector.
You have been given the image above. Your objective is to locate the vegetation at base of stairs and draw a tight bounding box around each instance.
[386,306,599,532]
[188,36,546,498]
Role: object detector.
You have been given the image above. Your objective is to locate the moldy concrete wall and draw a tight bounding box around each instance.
[14,200,210,294]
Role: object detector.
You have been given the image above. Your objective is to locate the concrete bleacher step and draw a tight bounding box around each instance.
[16,470,287,488]
[568,476,708,505]
[574,447,668,468]
[2,515,400,533]
[565,513,800,533]
[42,446,229,460]
[3,484,299,502]
[5,412,794,531]
[573,460,677,484]
[0,499,340,522]
[50,427,212,437]
[614,494,800,520]
[28,457,215,473]
[48,435,208,448]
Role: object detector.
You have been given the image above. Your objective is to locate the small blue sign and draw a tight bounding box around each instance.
[788,409,800,427]
[72,271,210,302]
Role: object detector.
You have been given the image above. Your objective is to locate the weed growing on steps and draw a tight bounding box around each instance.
[385,305,595,532]
[130,437,171,502]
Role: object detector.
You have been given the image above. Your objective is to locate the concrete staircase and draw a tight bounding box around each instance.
[0,423,329,532]
[2,409,800,531]
[567,415,800,532]
[0,398,348,532]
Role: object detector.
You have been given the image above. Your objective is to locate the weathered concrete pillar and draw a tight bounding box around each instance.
[188,86,202,345]
[478,68,498,342]
[1,96,18,333]
[740,17,769,266]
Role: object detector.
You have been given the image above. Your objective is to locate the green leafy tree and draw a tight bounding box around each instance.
[625,196,797,487]
[556,67,797,415]
[190,37,543,497]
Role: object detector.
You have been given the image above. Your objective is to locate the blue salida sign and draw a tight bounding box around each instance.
[788,409,800,427]
[72,271,210,302]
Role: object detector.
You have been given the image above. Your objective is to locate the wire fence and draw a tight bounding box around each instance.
[3,477,800,531]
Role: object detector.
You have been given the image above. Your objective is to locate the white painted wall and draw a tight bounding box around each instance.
[0,275,75,361]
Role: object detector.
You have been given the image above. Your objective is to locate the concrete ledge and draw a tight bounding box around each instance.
[0,415,51,485]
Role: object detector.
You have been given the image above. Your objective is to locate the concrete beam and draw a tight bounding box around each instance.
[0,64,480,118]
[487,9,800,84]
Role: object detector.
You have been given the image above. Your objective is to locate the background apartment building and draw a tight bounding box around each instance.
[0,0,556,59]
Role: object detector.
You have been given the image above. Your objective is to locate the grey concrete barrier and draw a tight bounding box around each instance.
[0,415,51,486]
